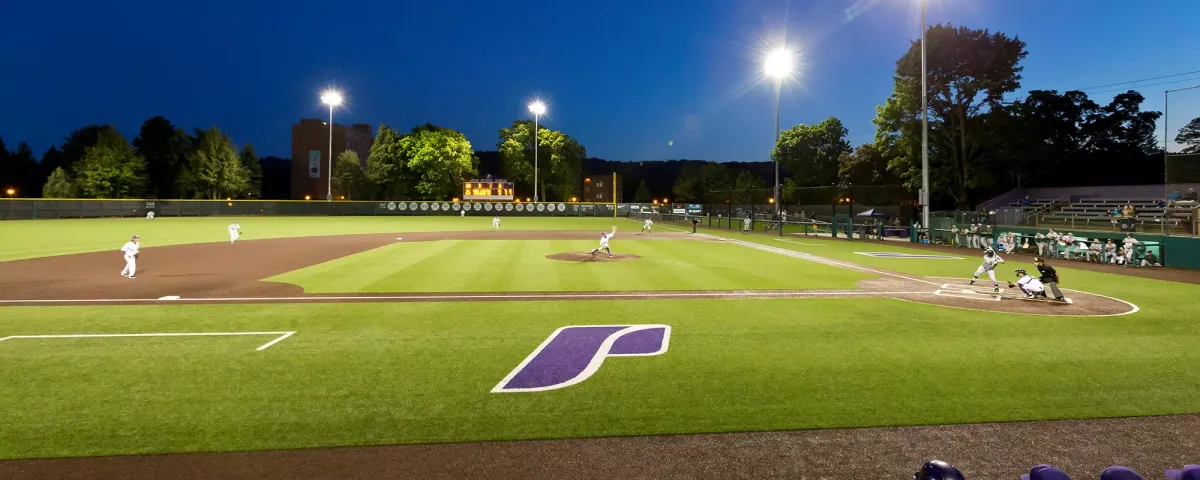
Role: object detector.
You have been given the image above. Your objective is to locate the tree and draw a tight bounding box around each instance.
[55,125,108,176]
[498,120,586,201]
[133,116,189,198]
[773,117,852,188]
[365,124,410,199]
[1178,117,1200,153]
[42,167,75,198]
[633,179,652,203]
[73,128,147,198]
[1,141,40,197]
[400,124,477,200]
[732,170,767,204]
[179,127,248,199]
[837,143,896,186]
[332,150,369,199]
[239,143,263,198]
[874,24,1027,208]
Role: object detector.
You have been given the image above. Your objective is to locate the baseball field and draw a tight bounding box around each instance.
[1,215,1198,477]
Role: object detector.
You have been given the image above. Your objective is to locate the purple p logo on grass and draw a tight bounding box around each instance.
[492,325,671,393]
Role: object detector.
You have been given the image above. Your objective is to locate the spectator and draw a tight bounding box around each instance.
[1168,190,1183,201]
[1021,194,1031,206]
[1185,188,1199,202]
[1122,204,1135,218]
[1142,249,1161,267]
[1112,206,1122,216]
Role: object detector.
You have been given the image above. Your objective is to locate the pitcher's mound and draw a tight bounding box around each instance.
[546,252,641,263]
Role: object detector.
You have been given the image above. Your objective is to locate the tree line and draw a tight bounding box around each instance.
[4,23,1200,208]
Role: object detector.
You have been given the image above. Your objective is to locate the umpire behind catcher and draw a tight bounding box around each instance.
[1034,256,1065,301]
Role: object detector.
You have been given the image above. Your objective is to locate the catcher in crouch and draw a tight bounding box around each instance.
[969,248,1004,292]
[1008,269,1048,299]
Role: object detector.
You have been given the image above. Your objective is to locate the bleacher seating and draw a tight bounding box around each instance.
[1002,197,1196,234]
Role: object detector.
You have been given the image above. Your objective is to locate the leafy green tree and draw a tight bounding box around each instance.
[874,24,1027,208]
[400,124,477,200]
[498,120,586,201]
[332,150,370,199]
[365,124,410,199]
[239,143,263,198]
[773,117,852,188]
[73,128,147,198]
[1,141,41,197]
[632,179,653,203]
[133,116,189,198]
[732,170,767,204]
[1178,116,1200,154]
[55,125,108,176]
[837,143,896,186]
[41,167,75,198]
[179,127,248,199]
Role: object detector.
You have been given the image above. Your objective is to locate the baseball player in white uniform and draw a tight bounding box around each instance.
[491,215,500,231]
[145,211,155,220]
[228,221,241,244]
[460,209,465,218]
[120,235,140,279]
[1122,234,1138,266]
[969,248,1004,292]
[590,227,617,257]
[641,218,653,234]
[1011,269,1046,298]
[742,216,751,234]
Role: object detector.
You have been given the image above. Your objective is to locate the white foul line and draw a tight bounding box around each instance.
[0,331,296,351]
[0,291,937,304]
[773,238,827,246]
[707,235,944,287]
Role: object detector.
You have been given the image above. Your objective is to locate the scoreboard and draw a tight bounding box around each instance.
[463,180,515,201]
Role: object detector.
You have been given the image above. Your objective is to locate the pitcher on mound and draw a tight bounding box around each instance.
[591,226,617,257]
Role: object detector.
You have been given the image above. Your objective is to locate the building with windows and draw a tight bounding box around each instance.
[583,174,623,203]
[290,119,372,200]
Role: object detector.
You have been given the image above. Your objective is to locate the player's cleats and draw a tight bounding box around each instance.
[127,276,136,279]
[968,279,976,285]
[994,286,1000,293]
[1055,297,1065,302]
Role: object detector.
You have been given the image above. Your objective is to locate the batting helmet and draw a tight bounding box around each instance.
[914,460,966,480]
[1015,269,1028,276]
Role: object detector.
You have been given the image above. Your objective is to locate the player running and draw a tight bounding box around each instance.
[590,226,617,257]
[491,215,500,231]
[969,248,1004,292]
[1010,269,1047,299]
[145,211,155,221]
[120,235,140,279]
[641,218,653,234]
[228,221,241,244]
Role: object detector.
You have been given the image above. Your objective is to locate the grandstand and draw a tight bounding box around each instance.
[986,186,1199,236]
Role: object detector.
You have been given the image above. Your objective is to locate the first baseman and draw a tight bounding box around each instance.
[969,248,1004,292]
[228,221,241,244]
[120,235,140,279]
[590,226,617,257]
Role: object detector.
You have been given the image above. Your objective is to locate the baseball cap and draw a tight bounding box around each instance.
[131,235,140,239]
[1166,465,1200,480]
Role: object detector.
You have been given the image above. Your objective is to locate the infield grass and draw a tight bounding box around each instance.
[3,297,1200,460]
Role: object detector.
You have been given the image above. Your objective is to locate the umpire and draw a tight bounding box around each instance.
[1033,256,1065,301]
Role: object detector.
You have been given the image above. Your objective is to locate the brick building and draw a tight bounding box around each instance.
[291,119,373,200]
[583,174,623,203]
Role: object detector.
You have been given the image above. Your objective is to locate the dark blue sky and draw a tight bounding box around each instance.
[2,0,1198,163]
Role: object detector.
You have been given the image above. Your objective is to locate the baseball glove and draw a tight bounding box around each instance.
[1006,282,1015,288]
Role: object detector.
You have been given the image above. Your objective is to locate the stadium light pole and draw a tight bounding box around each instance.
[919,0,930,231]
[529,100,547,203]
[321,90,344,201]
[764,47,795,237]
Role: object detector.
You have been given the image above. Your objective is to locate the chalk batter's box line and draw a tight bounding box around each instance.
[933,289,1002,302]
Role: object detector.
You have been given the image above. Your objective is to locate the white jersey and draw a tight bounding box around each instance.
[120,241,139,258]
[1016,275,1045,293]
[644,219,653,227]
[228,224,240,234]
[599,233,613,247]
[492,217,500,225]
[979,253,1003,270]
[1123,237,1138,252]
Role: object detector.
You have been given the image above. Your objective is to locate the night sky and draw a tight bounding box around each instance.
[1,0,1198,162]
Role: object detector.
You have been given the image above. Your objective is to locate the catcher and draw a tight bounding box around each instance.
[1007,269,1047,299]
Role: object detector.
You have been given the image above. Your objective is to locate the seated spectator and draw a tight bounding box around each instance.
[1167,190,1183,201]
[1021,194,1032,206]
[1156,199,1167,208]
[1141,248,1161,267]
[1122,204,1135,217]
[1184,188,1199,203]
[1112,207,1122,217]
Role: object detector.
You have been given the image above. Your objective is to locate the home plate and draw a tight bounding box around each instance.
[157,295,181,301]
[395,237,403,241]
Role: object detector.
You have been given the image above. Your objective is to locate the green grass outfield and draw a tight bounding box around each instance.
[266,239,870,293]
[2,216,1199,460]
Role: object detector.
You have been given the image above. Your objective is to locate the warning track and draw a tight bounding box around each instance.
[0,231,1135,316]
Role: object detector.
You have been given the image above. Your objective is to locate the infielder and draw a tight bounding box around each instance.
[491,215,500,231]
[120,235,140,279]
[968,248,1004,292]
[1010,269,1047,299]
[641,218,653,234]
[228,221,241,244]
[590,226,617,257]
[145,211,155,221]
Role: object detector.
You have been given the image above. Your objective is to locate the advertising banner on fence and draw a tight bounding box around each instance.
[307,151,321,178]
